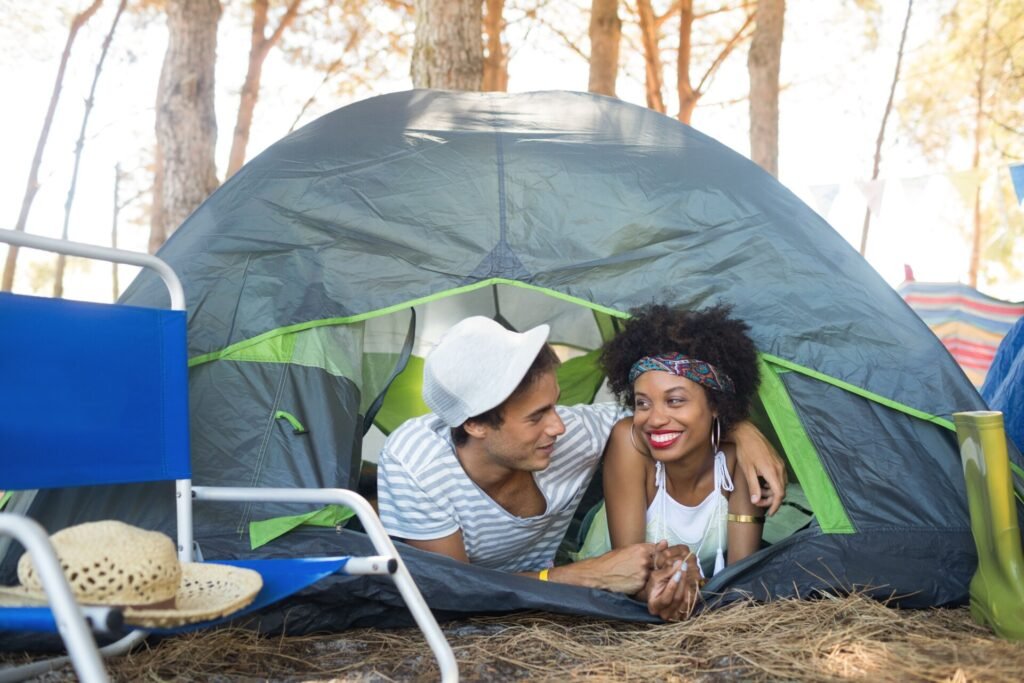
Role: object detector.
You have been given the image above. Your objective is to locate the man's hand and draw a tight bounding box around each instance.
[641,544,702,621]
[549,542,657,593]
[731,421,787,516]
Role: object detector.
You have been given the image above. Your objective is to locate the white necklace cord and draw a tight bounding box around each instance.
[655,449,734,578]
[656,461,668,544]
[713,449,734,576]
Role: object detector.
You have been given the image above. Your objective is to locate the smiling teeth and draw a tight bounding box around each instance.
[650,433,679,444]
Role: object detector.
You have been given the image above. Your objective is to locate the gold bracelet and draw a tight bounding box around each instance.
[538,568,550,581]
[727,513,766,524]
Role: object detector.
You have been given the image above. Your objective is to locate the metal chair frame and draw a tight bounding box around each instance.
[0,228,457,682]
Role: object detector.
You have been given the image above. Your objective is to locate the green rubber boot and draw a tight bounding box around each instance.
[953,410,1024,640]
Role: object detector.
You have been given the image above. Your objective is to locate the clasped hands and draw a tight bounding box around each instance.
[637,540,702,621]
[595,539,702,621]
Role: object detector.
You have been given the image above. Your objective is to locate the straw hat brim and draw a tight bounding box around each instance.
[0,562,263,629]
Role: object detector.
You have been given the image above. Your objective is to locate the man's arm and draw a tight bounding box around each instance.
[404,530,470,563]
[377,440,466,552]
[530,543,656,594]
[727,420,787,516]
[405,528,657,596]
[539,542,702,620]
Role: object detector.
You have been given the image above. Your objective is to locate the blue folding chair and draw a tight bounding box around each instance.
[0,228,457,682]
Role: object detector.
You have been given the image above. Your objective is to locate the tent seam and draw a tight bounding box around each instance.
[494,105,507,246]
[223,253,253,351]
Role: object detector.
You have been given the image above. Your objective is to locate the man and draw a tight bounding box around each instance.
[377,316,785,618]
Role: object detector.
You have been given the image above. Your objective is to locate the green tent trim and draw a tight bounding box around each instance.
[249,504,355,550]
[187,278,630,369]
[274,410,307,434]
[374,355,430,435]
[760,353,956,432]
[757,358,854,534]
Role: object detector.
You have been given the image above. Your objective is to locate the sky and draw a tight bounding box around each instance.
[0,1,1020,302]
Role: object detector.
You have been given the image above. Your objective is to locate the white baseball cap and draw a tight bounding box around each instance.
[422,316,552,427]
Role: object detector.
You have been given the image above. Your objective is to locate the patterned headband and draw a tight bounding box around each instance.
[628,353,735,394]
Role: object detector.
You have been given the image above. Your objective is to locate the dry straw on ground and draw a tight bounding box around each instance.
[6,595,1024,681]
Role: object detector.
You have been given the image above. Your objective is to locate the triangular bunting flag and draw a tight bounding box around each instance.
[949,169,981,207]
[901,175,930,202]
[855,178,886,218]
[1010,163,1024,205]
[808,184,840,218]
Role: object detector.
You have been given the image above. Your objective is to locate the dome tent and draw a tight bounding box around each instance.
[6,90,1016,631]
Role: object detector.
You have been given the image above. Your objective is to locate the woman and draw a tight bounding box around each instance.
[582,304,764,590]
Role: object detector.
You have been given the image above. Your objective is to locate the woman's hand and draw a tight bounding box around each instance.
[641,543,702,621]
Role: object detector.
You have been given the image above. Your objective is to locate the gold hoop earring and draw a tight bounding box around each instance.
[711,416,721,453]
[629,421,648,454]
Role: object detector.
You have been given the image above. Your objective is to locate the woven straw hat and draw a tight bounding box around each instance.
[0,521,262,628]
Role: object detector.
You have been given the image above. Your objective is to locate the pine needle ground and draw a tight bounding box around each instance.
[5,595,1024,682]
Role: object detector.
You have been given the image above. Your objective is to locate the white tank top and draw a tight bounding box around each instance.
[645,450,733,577]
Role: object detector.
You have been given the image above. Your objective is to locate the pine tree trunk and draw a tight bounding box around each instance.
[747,0,785,177]
[482,0,508,91]
[637,0,665,112]
[676,0,696,123]
[226,0,302,178]
[411,0,483,90]
[588,0,620,96]
[679,2,753,125]
[2,0,103,292]
[150,0,222,254]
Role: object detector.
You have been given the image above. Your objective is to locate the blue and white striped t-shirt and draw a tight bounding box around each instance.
[377,403,626,572]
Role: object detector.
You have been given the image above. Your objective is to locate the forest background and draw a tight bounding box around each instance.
[0,0,1021,303]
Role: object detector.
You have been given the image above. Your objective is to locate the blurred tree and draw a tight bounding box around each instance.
[411,0,482,89]
[489,1,589,91]
[627,1,754,123]
[636,0,665,111]
[282,0,413,130]
[55,0,128,298]
[858,0,911,257]
[483,0,508,91]
[150,0,221,253]
[588,0,621,96]
[747,0,784,177]
[898,0,1024,288]
[676,1,754,123]
[226,0,304,178]
[3,0,104,292]
[112,163,123,299]
[110,154,155,299]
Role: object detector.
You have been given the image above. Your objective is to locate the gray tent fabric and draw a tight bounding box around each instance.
[121,90,979,416]
[6,90,1019,633]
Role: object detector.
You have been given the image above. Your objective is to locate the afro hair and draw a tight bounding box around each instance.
[599,304,760,434]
